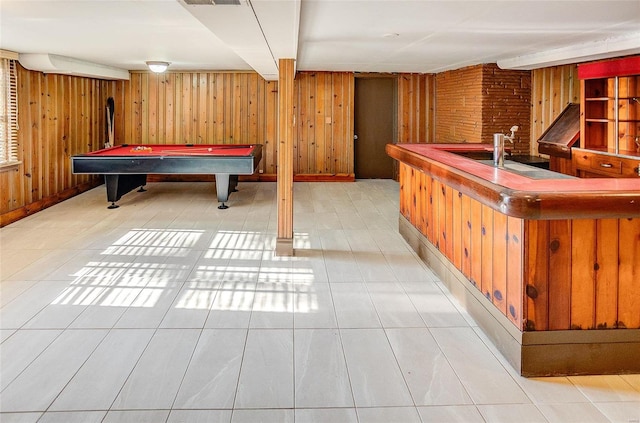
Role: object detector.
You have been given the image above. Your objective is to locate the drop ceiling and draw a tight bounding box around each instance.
[1,0,639,80]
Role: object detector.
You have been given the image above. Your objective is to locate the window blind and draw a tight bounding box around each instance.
[0,58,18,165]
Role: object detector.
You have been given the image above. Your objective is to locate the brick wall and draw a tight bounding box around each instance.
[435,65,483,143]
[436,64,531,155]
[481,64,531,155]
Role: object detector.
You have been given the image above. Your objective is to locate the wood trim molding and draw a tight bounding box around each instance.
[1,179,102,227]
[147,174,354,183]
[0,49,19,60]
[577,55,640,79]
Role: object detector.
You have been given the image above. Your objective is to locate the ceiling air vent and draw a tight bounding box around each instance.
[183,0,213,4]
[183,0,241,4]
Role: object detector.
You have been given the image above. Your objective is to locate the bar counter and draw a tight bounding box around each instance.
[387,143,640,376]
[388,143,640,219]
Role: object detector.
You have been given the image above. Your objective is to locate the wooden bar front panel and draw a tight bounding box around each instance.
[618,218,640,328]
[525,217,640,331]
[596,219,619,328]
[399,162,523,328]
[506,217,523,327]
[399,161,640,331]
[481,204,494,303]
[492,211,508,315]
[524,220,549,331]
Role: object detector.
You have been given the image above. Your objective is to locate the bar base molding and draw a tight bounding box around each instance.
[399,214,640,377]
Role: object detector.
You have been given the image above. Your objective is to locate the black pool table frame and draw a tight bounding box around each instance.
[71,144,263,209]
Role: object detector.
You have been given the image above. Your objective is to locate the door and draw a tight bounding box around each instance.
[354,77,396,178]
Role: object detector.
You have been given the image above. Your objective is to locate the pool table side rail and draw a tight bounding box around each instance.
[72,144,263,176]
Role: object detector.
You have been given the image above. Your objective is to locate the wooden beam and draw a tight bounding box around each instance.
[276,59,295,256]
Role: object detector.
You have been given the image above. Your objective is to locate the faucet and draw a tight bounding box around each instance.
[494,125,519,168]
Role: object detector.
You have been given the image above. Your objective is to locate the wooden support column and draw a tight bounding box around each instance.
[275,58,295,256]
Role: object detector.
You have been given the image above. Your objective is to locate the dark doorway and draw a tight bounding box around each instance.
[354,77,396,179]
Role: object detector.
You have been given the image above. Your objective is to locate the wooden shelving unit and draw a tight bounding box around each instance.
[577,56,640,177]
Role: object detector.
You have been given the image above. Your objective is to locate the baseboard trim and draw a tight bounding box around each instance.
[1,178,102,227]
[147,174,355,183]
[293,174,355,182]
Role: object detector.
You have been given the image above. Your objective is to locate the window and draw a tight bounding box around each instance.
[0,56,19,167]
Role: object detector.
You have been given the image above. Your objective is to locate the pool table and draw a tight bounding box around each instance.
[71,144,263,209]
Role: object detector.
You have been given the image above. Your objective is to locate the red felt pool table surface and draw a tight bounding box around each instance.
[89,144,257,157]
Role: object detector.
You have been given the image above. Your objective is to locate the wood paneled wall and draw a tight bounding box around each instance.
[530,64,580,157]
[2,64,578,225]
[397,73,435,143]
[294,72,354,176]
[3,67,425,224]
[0,64,116,223]
[114,72,279,175]
[116,71,432,178]
[114,71,358,177]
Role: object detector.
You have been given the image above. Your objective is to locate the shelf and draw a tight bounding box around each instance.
[589,119,640,123]
[578,147,640,159]
[580,59,640,163]
[585,97,638,103]
[585,97,614,101]
[618,149,640,158]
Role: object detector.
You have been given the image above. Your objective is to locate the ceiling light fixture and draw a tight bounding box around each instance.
[146,61,170,73]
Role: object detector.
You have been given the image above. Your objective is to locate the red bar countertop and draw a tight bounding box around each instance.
[386,143,640,220]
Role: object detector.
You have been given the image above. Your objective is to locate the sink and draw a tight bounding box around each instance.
[451,150,549,168]
[450,150,494,160]
[448,149,571,179]
[504,162,537,172]
[477,160,576,180]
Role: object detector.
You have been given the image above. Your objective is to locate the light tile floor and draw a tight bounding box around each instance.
[1,180,639,423]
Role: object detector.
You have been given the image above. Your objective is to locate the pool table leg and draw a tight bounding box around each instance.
[104,174,147,209]
[230,175,239,193]
[215,173,231,209]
